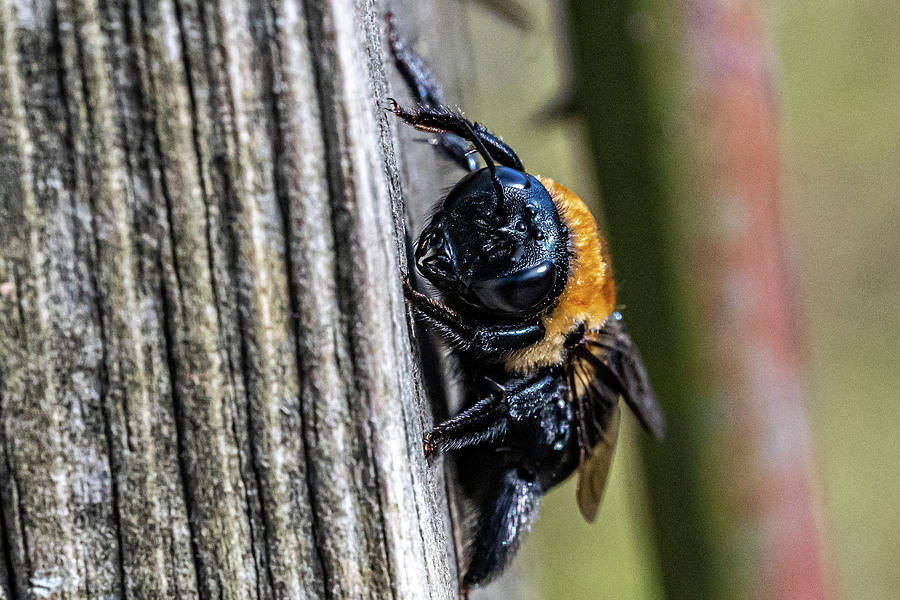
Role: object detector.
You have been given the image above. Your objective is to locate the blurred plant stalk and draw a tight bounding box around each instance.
[566,0,830,598]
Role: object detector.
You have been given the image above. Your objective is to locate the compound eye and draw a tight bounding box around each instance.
[469,261,558,315]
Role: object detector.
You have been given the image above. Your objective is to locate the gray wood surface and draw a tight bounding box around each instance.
[0,1,468,598]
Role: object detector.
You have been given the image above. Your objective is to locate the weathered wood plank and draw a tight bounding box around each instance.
[2,1,121,596]
[0,0,465,598]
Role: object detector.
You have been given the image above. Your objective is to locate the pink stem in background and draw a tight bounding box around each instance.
[685,2,830,598]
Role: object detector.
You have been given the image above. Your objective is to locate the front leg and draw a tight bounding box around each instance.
[426,373,558,457]
[385,12,478,172]
[389,101,524,172]
[384,15,524,173]
[425,395,507,457]
[403,279,544,355]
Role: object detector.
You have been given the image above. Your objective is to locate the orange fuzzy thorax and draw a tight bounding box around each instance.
[503,176,616,373]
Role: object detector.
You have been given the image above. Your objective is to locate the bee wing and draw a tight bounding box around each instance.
[576,403,620,522]
[585,314,665,439]
[570,313,664,522]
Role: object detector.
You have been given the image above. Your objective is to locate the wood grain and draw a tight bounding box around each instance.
[0,1,465,598]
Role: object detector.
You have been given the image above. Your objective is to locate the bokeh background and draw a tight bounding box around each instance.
[423,0,899,598]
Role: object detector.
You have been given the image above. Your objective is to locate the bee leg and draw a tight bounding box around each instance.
[402,279,543,354]
[431,125,480,173]
[402,278,471,337]
[385,12,443,108]
[461,469,540,591]
[388,99,524,171]
[470,322,545,354]
[426,374,555,456]
[425,395,507,457]
[385,13,478,171]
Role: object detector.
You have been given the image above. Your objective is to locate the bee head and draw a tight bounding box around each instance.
[414,166,569,317]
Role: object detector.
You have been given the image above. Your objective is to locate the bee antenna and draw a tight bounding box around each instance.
[463,120,505,217]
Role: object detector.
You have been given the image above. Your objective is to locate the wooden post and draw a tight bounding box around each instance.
[0,1,463,598]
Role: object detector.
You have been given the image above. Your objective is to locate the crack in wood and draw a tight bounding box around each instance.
[297,1,397,596]
[156,249,208,600]
[142,3,209,594]
[65,7,130,598]
[260,2,330,594]
[0,377,20,600]
[170,1,270,597]
[0,271,29,600]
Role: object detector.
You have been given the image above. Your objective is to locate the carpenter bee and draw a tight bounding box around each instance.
[386,14,665,593]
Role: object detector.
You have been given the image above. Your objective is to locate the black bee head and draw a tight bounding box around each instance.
[414,166,569,317]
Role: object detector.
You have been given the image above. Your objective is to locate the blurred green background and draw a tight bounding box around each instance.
[448,0,900,598]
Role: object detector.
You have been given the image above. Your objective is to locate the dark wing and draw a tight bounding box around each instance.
[583,312,665,439]
[575,403,619,522]
[569,312,664,522]
[567,344,621,522]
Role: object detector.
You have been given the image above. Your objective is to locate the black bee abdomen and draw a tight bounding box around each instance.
[451,367,581,589]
